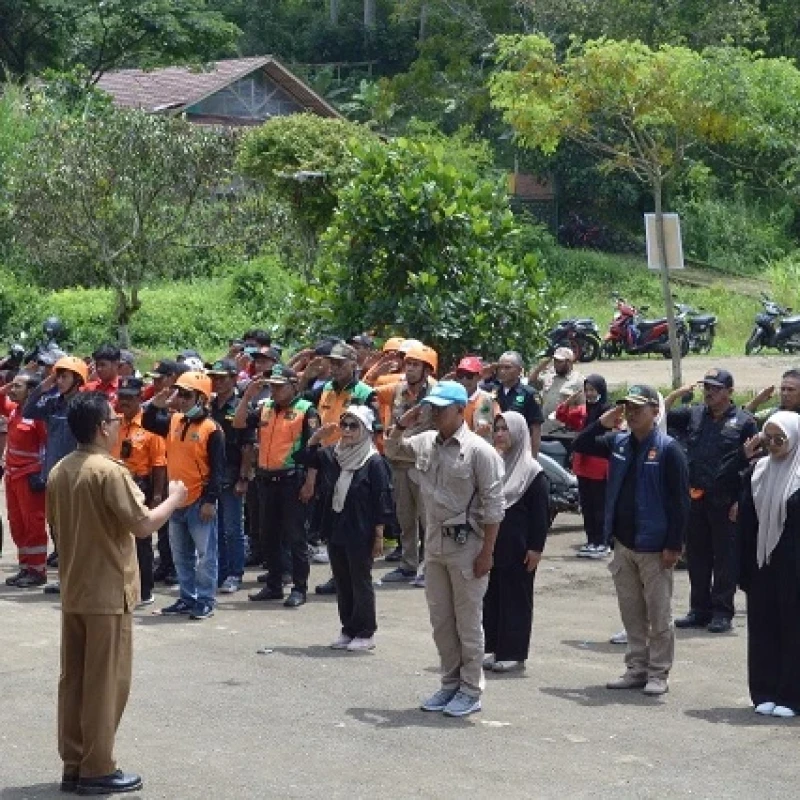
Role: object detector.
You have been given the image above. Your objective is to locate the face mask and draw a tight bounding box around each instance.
[184,403,204,420]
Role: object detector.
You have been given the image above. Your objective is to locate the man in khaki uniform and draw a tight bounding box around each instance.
[47,392,187,795]
[386,381,505,718]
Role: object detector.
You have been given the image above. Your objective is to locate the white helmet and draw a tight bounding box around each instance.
[183,356,204,371]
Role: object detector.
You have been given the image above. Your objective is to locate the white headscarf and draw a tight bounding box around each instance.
[496,410,542,508]
[332,405,377,513]
[752,411,800,568]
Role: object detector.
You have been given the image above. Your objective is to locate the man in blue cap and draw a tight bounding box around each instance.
[386,380,505,718]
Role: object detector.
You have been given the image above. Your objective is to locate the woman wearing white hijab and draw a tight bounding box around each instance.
[303,405,394,651]
[483,410,550,673]
[737,410,800,718]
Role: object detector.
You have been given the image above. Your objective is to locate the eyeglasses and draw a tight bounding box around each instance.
[339,421,361,431]
[456,371,479,379]
[764,433,788,446]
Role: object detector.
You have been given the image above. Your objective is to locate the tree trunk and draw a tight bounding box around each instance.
[114,285,142,349]
[419,3,429,40]
[364,0,377,29]
[330,0,340,25]
[652,175,682,388]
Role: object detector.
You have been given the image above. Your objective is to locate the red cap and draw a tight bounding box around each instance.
[457,356,483,374]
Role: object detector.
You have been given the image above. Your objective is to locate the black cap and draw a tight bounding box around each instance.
[616,384,660,407]
[266,365,299,385]
[348,333,375,349]
[177,348,201,361]
[207,358,238,376]
[119,349,135,365]
[147,359,182,378]
[702,368,733,389]
[251,346,280,362]
[117,377,144,396]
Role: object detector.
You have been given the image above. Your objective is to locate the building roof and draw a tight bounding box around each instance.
[96,56,341,120]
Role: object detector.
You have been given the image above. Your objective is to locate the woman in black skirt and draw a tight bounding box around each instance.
[738,410,800,718]
[483,410,550,673]
[303,405,394,652]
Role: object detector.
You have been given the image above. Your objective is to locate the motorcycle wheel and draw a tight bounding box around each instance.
[699,329,714,354]
[680,333,690,358]
[745,329,764,356]
[600,340,618,359]
[576,334,600,363]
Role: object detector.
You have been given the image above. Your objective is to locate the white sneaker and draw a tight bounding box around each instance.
[577,544,593,558]
[755,701,776,715]
[492,660,525,673]
[135,596,155,609]
[329,634,352,650]
[587,545,610,560]
[772,705,796,718]
[482,653,496,669]
[609,630,628,645]
[219,576,241,594]
[346,636,375,651]
[311,546,330,565]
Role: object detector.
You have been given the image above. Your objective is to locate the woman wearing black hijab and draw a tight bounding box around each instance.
[556,374,611,558]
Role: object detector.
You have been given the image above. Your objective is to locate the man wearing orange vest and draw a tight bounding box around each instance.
[377,345,438,582]
[234,365,320,608]
[454,356,499,441]
[1,371,49,587]
[143,371,225,620]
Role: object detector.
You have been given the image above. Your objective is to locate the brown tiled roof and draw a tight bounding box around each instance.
[96,56,341,119]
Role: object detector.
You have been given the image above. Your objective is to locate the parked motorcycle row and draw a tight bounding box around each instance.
[744,294,800,355]
[543,295,718,362]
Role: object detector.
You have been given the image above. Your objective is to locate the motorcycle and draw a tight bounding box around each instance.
[601,295,689,359]
[675,302,717,354]
[544,317,601,363]
[745,295,800,355]
[537,451,580,524]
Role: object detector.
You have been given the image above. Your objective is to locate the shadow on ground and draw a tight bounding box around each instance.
[346,706,476,730]
[539,685,662,708]
[684,707,800,727]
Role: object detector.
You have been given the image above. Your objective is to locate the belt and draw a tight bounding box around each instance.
[257,469,303,482]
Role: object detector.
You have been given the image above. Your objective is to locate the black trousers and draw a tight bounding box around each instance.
[687,495,736,619]
[483,563,536,662]
[245,479,263,565]
[136,537,154,601]
[577,476,606,546]
[746,532,800,711]
[156,523,173,573]
[328,542,377,638]
[257,473,310,594]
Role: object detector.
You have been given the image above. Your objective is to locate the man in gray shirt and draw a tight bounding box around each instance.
[386,381,505,718]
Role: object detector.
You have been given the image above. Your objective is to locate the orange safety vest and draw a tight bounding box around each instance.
[165,414,218,507]
[257,398,313,471]
[316,381,374,446]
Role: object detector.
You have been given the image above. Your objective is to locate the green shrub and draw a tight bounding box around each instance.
[674,195,794,275]
[765,252,800,310]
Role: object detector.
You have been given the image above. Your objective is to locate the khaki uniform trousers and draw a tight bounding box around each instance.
[425,532,488,697]
[58,613,132,778]
[392,464,423,573]
[609,542,675,680]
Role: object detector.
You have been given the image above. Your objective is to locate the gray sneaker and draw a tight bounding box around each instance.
[642,677,669,696]
[606,671,648,690]
[219,576,242,594]
[381,568,416,583]
[443,690,482,717]
[420,687,458,712]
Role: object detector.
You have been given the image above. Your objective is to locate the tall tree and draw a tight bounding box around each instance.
[0,0,239,84]
[491,36,777,386]
[10,108,235,345]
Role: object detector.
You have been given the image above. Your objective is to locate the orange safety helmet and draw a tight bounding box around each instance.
[174,370,212,400]
[403,345,438,374]
[53,355,89,384]
[382,336,405,353]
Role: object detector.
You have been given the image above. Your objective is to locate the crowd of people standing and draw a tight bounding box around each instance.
[2,329,800,793]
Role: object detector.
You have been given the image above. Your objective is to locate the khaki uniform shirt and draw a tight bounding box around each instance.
[385,422,505,555]
[535,368,584,432]
[46,444,149,614]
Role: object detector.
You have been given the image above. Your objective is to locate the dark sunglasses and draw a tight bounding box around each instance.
[339,420,361,431]
[763,433,788,446]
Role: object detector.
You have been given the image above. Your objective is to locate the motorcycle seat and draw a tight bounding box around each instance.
[638,318,667,330]
[575,318,595,326]
[783,315,800,326]
[690,314,716,325]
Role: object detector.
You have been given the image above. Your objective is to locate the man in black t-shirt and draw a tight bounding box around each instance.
[494,351,544,456]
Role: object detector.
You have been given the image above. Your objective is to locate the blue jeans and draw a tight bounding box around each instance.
[169,499,218,605]
[216,487,245,582]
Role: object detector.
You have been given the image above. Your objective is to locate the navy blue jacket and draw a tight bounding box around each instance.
[574,420,689,552]
[23,386,78,480]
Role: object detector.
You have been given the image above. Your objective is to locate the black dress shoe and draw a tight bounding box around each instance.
[707,617,732,633]
[248,587,284,601]
[76,769,142,795]
[315,577,337,595]
[284,589,307,608]
[60,771,79,792]
[674,611,711,629]
[256,571,270,583]
[43,581,61,595]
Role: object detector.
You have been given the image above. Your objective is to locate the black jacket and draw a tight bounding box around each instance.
[493,472,550,568]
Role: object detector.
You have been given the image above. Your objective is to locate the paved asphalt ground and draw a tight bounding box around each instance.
[1,483,798,799]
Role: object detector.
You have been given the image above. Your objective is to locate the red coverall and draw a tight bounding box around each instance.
[0,396,48,576]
